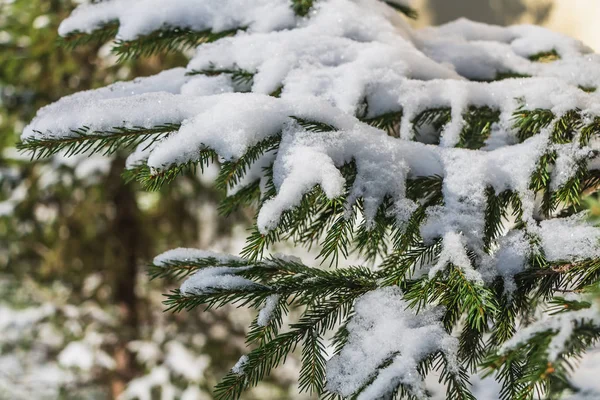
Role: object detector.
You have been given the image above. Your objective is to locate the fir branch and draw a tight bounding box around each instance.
[349,353,401,398]
[413,107,451,144]
[457,106,501,149]
[551,162,589,209]
[18,123,179,159]
[215,134,281,191]
[552,109,582,144]
[330,317,351,356]
[124,149,217,191]
[58,22,119,49]
[294,163,356,247]
[483,319,600,400]
[490,284,520,347]
[579,85,597,93]
[246,298,287,346]
[279,187,327,244]
[380,239,443,286]
[383,1,419,19]
[291,116,337,132]
[60,23,239,59]
[297,195,346,247]
[483,357,527,400]
[403,264,498,332]
[513,107,555,142]
[317,211,356,267]
[269,85,284,98]
[218,180,262,216]
[354,199,394,263]
[564,259,600,290]
[299,328,327,395]
[437,354,477,400]
[446,267,499,332]
[187,64,255,89]
[291,0,315,17]
[214,292,366,400]
[529,151,557,217]
[494,71,531,81]
[215,331,300,400]
[148,257,251,281]
[115,27,238,60]
[164,286,272,313]
[405,174,444,202]
[547,297,592,315]
[241,225,281,261]
[582,169,600,194]
[528,49,560,63]
[483,189,522,252]
[387,175,444,258]
[459,323,487,373]
[580,116,600,146]
[361,110,403,137]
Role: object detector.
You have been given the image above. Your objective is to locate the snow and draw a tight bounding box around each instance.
[536,213,600,262]
[326,287,457,398]
[428,231,481,283]
[153,247,242,267]
[481,230,531,292]
[119,366,174,400]
[58,0,296,40]
[58,342,94,370]
[164,341,210,382]
[500,301,600,362]
[257,294,280,327]
[17,1,600,397]
[231,355,249,375]
[180,267,256,295]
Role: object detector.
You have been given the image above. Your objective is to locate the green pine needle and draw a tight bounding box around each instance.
[18,123,180,159]
[383,1,419,19]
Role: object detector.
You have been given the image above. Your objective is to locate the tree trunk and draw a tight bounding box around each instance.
[106,157,142,399]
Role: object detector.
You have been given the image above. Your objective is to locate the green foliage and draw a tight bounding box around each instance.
[188,64,255,89]
[61,23,239,60]
[57,22,119,49]
[18,1,600,399]
[383,1,419,19]
[513,107,555,142]
[216,135,282,191]
[18,123,180,159]
[458,106,501,149]
[362,110,403,137]
[291,0,316,17]
[528,49,561,63]
[162,257,377,398]
[114,28,239,60]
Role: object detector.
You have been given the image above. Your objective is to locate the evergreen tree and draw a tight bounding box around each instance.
[17,0,600,399]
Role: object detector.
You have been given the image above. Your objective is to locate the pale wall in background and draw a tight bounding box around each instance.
[412,0,600,51]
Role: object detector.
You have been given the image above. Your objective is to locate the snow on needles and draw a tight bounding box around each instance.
[179,267,257,296]
[23,0,600,289]
[21,1,600,398]
[326,287,458,399]
[58,0,296,40]
[153,247,243,267]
